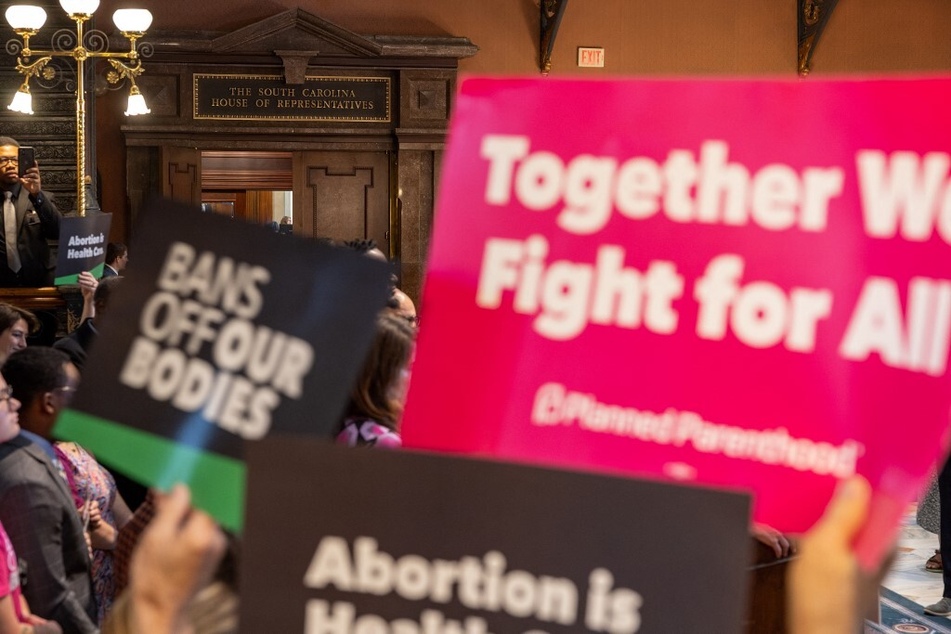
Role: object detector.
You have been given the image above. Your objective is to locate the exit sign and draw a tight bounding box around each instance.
[577,47,605,68]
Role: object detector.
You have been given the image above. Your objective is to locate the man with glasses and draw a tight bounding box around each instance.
[0,137,61,288]
[0,347,96,632]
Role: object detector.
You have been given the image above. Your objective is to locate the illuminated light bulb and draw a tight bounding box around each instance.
[7,86,33,115]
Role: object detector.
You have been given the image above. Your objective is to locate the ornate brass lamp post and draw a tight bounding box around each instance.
[5,1,152,216]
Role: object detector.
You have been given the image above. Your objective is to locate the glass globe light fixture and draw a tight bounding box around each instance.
[7,85,33,115]
[58,0,99,18]
[4,5,47,32]
[124,85,150,116]
[113,9,152,35]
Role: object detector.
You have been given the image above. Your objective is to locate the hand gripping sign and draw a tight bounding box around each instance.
[401,76,951,567]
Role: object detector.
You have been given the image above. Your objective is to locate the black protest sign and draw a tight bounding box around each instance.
[240,439,752,633]
[54,213,112,284]
[55,200,391,529]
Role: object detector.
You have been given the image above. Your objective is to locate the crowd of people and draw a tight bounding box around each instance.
[0,244,905,633]
[0,133,923,632]
[0,224,422,632]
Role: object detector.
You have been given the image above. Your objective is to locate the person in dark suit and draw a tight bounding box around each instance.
[0,359,96,633]
[0,138,61,288]
[101,244,126,279]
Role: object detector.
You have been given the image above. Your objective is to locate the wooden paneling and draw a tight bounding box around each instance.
[295,151,390,250]
[201,192,238,219]
[244,190,274,225]
[161,146,202,206]
[202,151,293,191]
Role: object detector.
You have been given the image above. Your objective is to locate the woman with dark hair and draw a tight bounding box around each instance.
[336,312,415,448]
[0,304,36,367]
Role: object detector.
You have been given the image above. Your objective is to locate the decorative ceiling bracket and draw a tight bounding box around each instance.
[798,0,840,76]
[275,50,316,84]
[540,0,569,76]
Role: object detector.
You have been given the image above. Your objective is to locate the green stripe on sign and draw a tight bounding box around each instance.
[54,273,81,286]
[55,409,246,531]
[54,263,105,286]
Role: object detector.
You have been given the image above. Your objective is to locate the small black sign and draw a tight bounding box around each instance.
[241,440,752,633]
[194,74,391,122]
[54,213,112,284]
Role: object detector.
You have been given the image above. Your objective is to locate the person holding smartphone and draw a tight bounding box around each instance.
[0,137,61,288]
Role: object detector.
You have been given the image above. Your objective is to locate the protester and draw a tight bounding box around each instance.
[113,492,156,597]
[336,312,415,448]
[5,346,133,625]
[76,271,98,324]
[113,492,240,628]
[58,437,133,624]
[0,304,36,367]
[0,138,61,288]
[751,522,794,559]
[104,485,232,634]
[0,362,96,632]
[343,237,418,328]
[343,237,385,261]
[787,476,897,634]
[923,458,951,616]
[0,379,61,634]
[0,520,26,634]
[54,276,122,374]
[917,471,941,573]
[388,288,418,329]
[0,522,63,634]
[343,237,397,281]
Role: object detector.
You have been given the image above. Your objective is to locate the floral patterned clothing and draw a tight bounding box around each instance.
[55,441,118,626]
[335,417,402,448]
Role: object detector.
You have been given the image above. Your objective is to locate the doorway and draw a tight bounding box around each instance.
[147,144,412,297]
[200,151,294,231]
[191,149,392,253]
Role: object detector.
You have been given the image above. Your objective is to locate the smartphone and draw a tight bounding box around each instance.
[17,146,34,177]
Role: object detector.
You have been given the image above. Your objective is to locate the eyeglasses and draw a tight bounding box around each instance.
[401,314,419,327]
[0,386,13,402]
[0,157,17,166]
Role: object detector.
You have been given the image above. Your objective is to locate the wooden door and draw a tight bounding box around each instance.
[294,151,392,254]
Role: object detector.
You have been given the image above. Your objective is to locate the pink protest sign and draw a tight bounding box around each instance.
[401,76,951,564]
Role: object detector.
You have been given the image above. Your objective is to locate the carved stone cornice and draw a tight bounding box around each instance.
[212,9,382,57]
[109,11,478,65]
[369,36,478,60]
